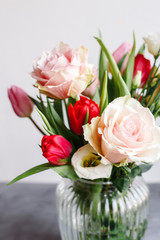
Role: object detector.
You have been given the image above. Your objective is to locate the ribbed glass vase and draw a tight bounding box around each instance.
[56,177,149,240]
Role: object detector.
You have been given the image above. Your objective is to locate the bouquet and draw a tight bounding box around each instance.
[8,32,160,193]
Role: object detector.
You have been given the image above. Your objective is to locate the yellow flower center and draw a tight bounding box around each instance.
[82,153,101,167]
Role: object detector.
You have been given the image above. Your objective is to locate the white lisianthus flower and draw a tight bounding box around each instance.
[143,32,160,56]
[83,96,160,164]
[71,144,112,180]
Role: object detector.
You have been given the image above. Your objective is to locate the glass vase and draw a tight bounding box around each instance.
[56,177,149,240]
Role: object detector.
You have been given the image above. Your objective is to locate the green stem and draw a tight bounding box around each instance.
[29,116,46,135]
[63,99,70,128]
[147,79,160,107]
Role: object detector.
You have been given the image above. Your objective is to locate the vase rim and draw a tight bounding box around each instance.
[74,178,113,185]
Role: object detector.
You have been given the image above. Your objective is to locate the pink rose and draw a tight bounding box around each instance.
[8,85,34,117]
[83,96,160,164]
[31,42,94,99]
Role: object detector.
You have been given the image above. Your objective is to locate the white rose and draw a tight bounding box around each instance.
[143,32,160,56]
[83,96,160,164]
[71,144,112,180]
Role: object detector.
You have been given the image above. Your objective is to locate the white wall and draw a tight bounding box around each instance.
[1,0,160,183]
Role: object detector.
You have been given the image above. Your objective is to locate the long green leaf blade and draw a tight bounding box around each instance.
[124,32,136,90]
[52,165,79,181]
[54,100,63,121]
[36,107,55,134]
[47,98,82,147]
[100,71,108,114]
[95,37,130,97]
[99,49,108,95]
[7,163,52,185]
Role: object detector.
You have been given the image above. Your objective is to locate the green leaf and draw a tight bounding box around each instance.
[54,100,63,121]
[95,37,130,97]
[117,52,128,71]
[112,177,130,193]
[92,88,100,105]
[47,98,61,135]
[123,166,131,173]
[47,98,82,148]
[84,109,89,124]
[7,163,52,185]
[99,49,108,95]
[100,71,108,114]
[36,107,55,134]
[52,165,79,181]
[29,96,43,112]
[129,166,142,180]
[107,78,115,102]
[138,164,152,174]
[68,97,76,107]
[138,43,146,54]
[124,32,136,91]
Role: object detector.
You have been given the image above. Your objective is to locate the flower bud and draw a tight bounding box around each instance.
[8,85,34,117]
[41,135,72,165]
[68,96,100,135]
[143,32,160,56]
[132,71,141,89]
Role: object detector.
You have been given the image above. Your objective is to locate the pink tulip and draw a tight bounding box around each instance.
[112,42,132,74]
[8,85,34,117]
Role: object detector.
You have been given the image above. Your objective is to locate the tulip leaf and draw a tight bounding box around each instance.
[30,95,55,128]
[92,88,100,105]
[47,98,83,148]
[95,37,130,97]
[138,43,146,54]
[124,32,136,91]
[29,96,43,112]
[117,52,128,72]
[47,98,62,135]
[54,100,63,121]
[68,97,76,107]
[112,177,130,193]
[7,163,53,185]
[36,107,55,134]
[100,71,108,114]
[84,109,89,124]
[99,48,108,95]
[137,164,152,174]
[52,165,79,181]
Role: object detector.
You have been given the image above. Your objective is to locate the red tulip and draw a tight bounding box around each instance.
[41,135,72,165]
[68,96,100,135]
[112,42,132,74]
[133,54,151,87]
[8,85,34,117]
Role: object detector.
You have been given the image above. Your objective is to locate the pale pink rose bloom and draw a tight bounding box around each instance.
[82,67,100,98]
[31,42,94,99]
[112,42,132,74]
[8,85,34,117]
[83,96,160,164]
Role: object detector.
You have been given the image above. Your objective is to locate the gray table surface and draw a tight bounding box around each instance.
[0,182,159,240]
